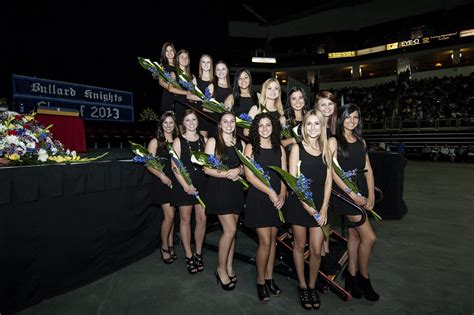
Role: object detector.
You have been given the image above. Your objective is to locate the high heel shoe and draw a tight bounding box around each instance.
[342,267,362,299]
[229,274,237,284]
[185,256,198,274]
[297,286,312,310]
[356,271,380,301]
[257,284,270,303]
[308,288,321,310]
[169,245,177,261]
[193,252,204,272]
[160,247,174,264]
[265,279,281,296]
[215,269,235,291]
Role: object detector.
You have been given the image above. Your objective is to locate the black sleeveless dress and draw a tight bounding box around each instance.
[285,143,327,227]
[233,94,257,138]
[196,77,212,132]
[332,141,368,216]
[151,140,176,205]
[171,136,208,207]
[205,141,245,215]
[244,147,283,228]
[209,85,232,137]
[160,64,176,113]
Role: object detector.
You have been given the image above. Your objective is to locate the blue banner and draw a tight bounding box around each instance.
[12,74,134,122]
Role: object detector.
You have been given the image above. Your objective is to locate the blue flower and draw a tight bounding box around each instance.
[208,154,224,169]
[204,88,212,101]
[163,71,173,81]
[238,113,252,123]
[342,168,358,179]
[179,79,195,91]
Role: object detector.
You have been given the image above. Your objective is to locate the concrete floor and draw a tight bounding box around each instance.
[17,160,474,315]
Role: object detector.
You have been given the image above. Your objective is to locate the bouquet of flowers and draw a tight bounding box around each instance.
[281,121,301,143]
[129,141,171,188]
[236,113,252,129]
[176,68,228,114]
[234,147,285,223]
[269,163,329,239]
[332,157,382,221]
[167,143,206,208]
[137,57,181,89]
[190,150,249,189]
[0,111,107,165]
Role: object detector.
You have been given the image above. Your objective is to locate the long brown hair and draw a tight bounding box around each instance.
[156,111,179,147]
[315,90,338,136]
[215,112,236,160]
[160,42,176,66]
[176,49,192,77]
[301,109,332,166]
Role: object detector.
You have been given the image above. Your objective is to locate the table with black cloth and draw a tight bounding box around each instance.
[0,161,161,313]
[36,114,87,153]
[368,151,408,220]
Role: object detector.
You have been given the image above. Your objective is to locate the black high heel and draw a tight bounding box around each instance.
[229,274,237,284]
[297,286,312,310]
[265,279,281,296]
[342,267,362,299]
[185,256,198,274]
[194,253,204,272]
[257,284,270,303]
[160,247,174,264]
[308,288,321,309]
[169,245,177,261]
[356,271,380,301]
[215,269,235,291]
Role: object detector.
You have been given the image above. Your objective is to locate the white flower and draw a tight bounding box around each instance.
[0,124,5,132]
[6,135,19,145]
[71,150,77,157]
[38,149,48,162]
[26,141,36,149]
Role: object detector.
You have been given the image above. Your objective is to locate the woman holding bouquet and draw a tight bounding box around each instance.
[286,109,332,310]
[168,49,195,129]
[210,61,232,137]
[248,78,286,128]
[224,68,258,137]
[186,54,215,138]
[172,109,208,274]
[156,42,177,114]
[243,112,287,303]
[203,112,246,290]
[315,90,339,277]
[281,87,309,149]
[328,104,379,301]
[147,111,180,264]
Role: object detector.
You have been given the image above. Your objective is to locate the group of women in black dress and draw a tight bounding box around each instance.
[147,42,380,310]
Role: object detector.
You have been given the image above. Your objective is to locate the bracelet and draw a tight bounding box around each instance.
[343,187,352,195]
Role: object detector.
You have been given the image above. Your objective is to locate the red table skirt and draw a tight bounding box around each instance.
[36,114,87,153]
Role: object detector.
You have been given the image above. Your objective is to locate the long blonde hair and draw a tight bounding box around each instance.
[301,109,332,167]
[198,54,214,82]
[260,78,284,115]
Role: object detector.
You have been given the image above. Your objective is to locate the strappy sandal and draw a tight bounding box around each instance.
[309,288,321,310]
[297,286,312,310]
[194,253,204,272]
[160,247,174,264]
[169,245,177,261]
[185,256,198,274]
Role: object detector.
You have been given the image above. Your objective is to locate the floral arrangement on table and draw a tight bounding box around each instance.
[234,147,285,223]
[269,162,329,239]
[138,107,160,122]
[190,150,249,189]
[0,111,107,166]
[332,157,382,221]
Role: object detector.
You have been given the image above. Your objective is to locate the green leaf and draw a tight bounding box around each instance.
[234,147,270,187]
[332,157,359,193]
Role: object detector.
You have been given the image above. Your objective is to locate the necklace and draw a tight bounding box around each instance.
[184,135,202,170]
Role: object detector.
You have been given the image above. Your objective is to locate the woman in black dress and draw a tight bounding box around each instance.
[204,112,246,290]
[248,78,286,128]
[315,90,339,276]
[287,109,332,310]
[243,112,287,303]
[168,49,195,132]
[157,42,176,114]
[328,104,379,301]
[281,87,309,149]
[210,60,232,138]
[147,111,180,264]
[224,68,258,137]
[187,54,214,138]
[171,109,208,274]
